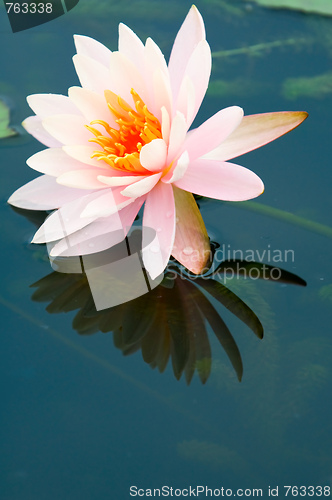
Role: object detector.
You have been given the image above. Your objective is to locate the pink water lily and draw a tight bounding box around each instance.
[8,6,307,279]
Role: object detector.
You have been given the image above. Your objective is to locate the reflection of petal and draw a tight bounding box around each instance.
[165,278,190,379]
[195,278,264,339]
[190,282,243,382]
[176,277,211,384]
[212,260,307,287]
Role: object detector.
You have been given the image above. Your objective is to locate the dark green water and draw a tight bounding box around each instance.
[1,0,332,498]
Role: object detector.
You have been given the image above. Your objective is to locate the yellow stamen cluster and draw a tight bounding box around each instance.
[85,89,162,174]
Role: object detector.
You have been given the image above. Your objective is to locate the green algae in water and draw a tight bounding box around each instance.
[0,98,18,139]
[207,78,265,98]
[246,0,332,16]
[319,283,332,302]
[177,439,248,472]
[282,72,332,99]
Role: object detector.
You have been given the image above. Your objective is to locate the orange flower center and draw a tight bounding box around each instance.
[85,89,162,175]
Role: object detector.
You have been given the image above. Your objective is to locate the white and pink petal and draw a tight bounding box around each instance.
[26,148,92,176]
[108,51,150,110]
[118,23,145,74]
[178,39,211,128]
[48,196,144,257]
[42,114,92,146]
[74,34,112,67]
[162,150,189,184]
[204,111,308,161]
[168,5,206,99]
[68,86,117,126]
[23,116,62,148]
[80,187,134,218]
[63,145,104,168]
[8,175,94,211]
[31,191,107,243]
[121,173,162,198]
[182,106,244,161]
[97,174,147,187]
[140,138,167,172]
[73,54,111,95]
[174,159,264,201]
[142,182,176,280]
[56,168,111,189]
[27,93,80,119]
[167,111,188,165]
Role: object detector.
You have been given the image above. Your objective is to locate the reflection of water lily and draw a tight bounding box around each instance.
[30,253,306,384]
[8,6,307,279]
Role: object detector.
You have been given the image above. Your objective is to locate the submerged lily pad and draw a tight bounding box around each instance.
[0,98,18,139]
[246,0,332,16]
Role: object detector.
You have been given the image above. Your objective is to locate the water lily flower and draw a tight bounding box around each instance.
[8,6,307,279]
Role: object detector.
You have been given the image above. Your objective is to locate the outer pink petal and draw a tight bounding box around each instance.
[162,151,189,184]
[63,145,104,167]
[167,111,187,164]
[172,186,211,274]
[68,87,117,126]
[145,37,168,77]
[204,111,309,161]
[168,5,205,99]
[152,68,172,122]
[121,173,162,198]
[48,196,144,257]
[7,175,93,210]
[108,51,149,110]
[26,148,92,176]
[161,106,171,144]
[140,138,167,172]
[174,159,264,201]
[56,169,110,189]
[118,23,145,74]
[176,76,196,127]
[74,35,112,67]
[27,94,80,119]
[144,38,170,118]
[80,187,134,218]
[180,39,211,127]
[182,106,244,161]
[97,174,147,187]
[42,114,92,145]
[23,116,62,148]
[31,191,106,243]
[142,182,176,279]
[73,54,111,95]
